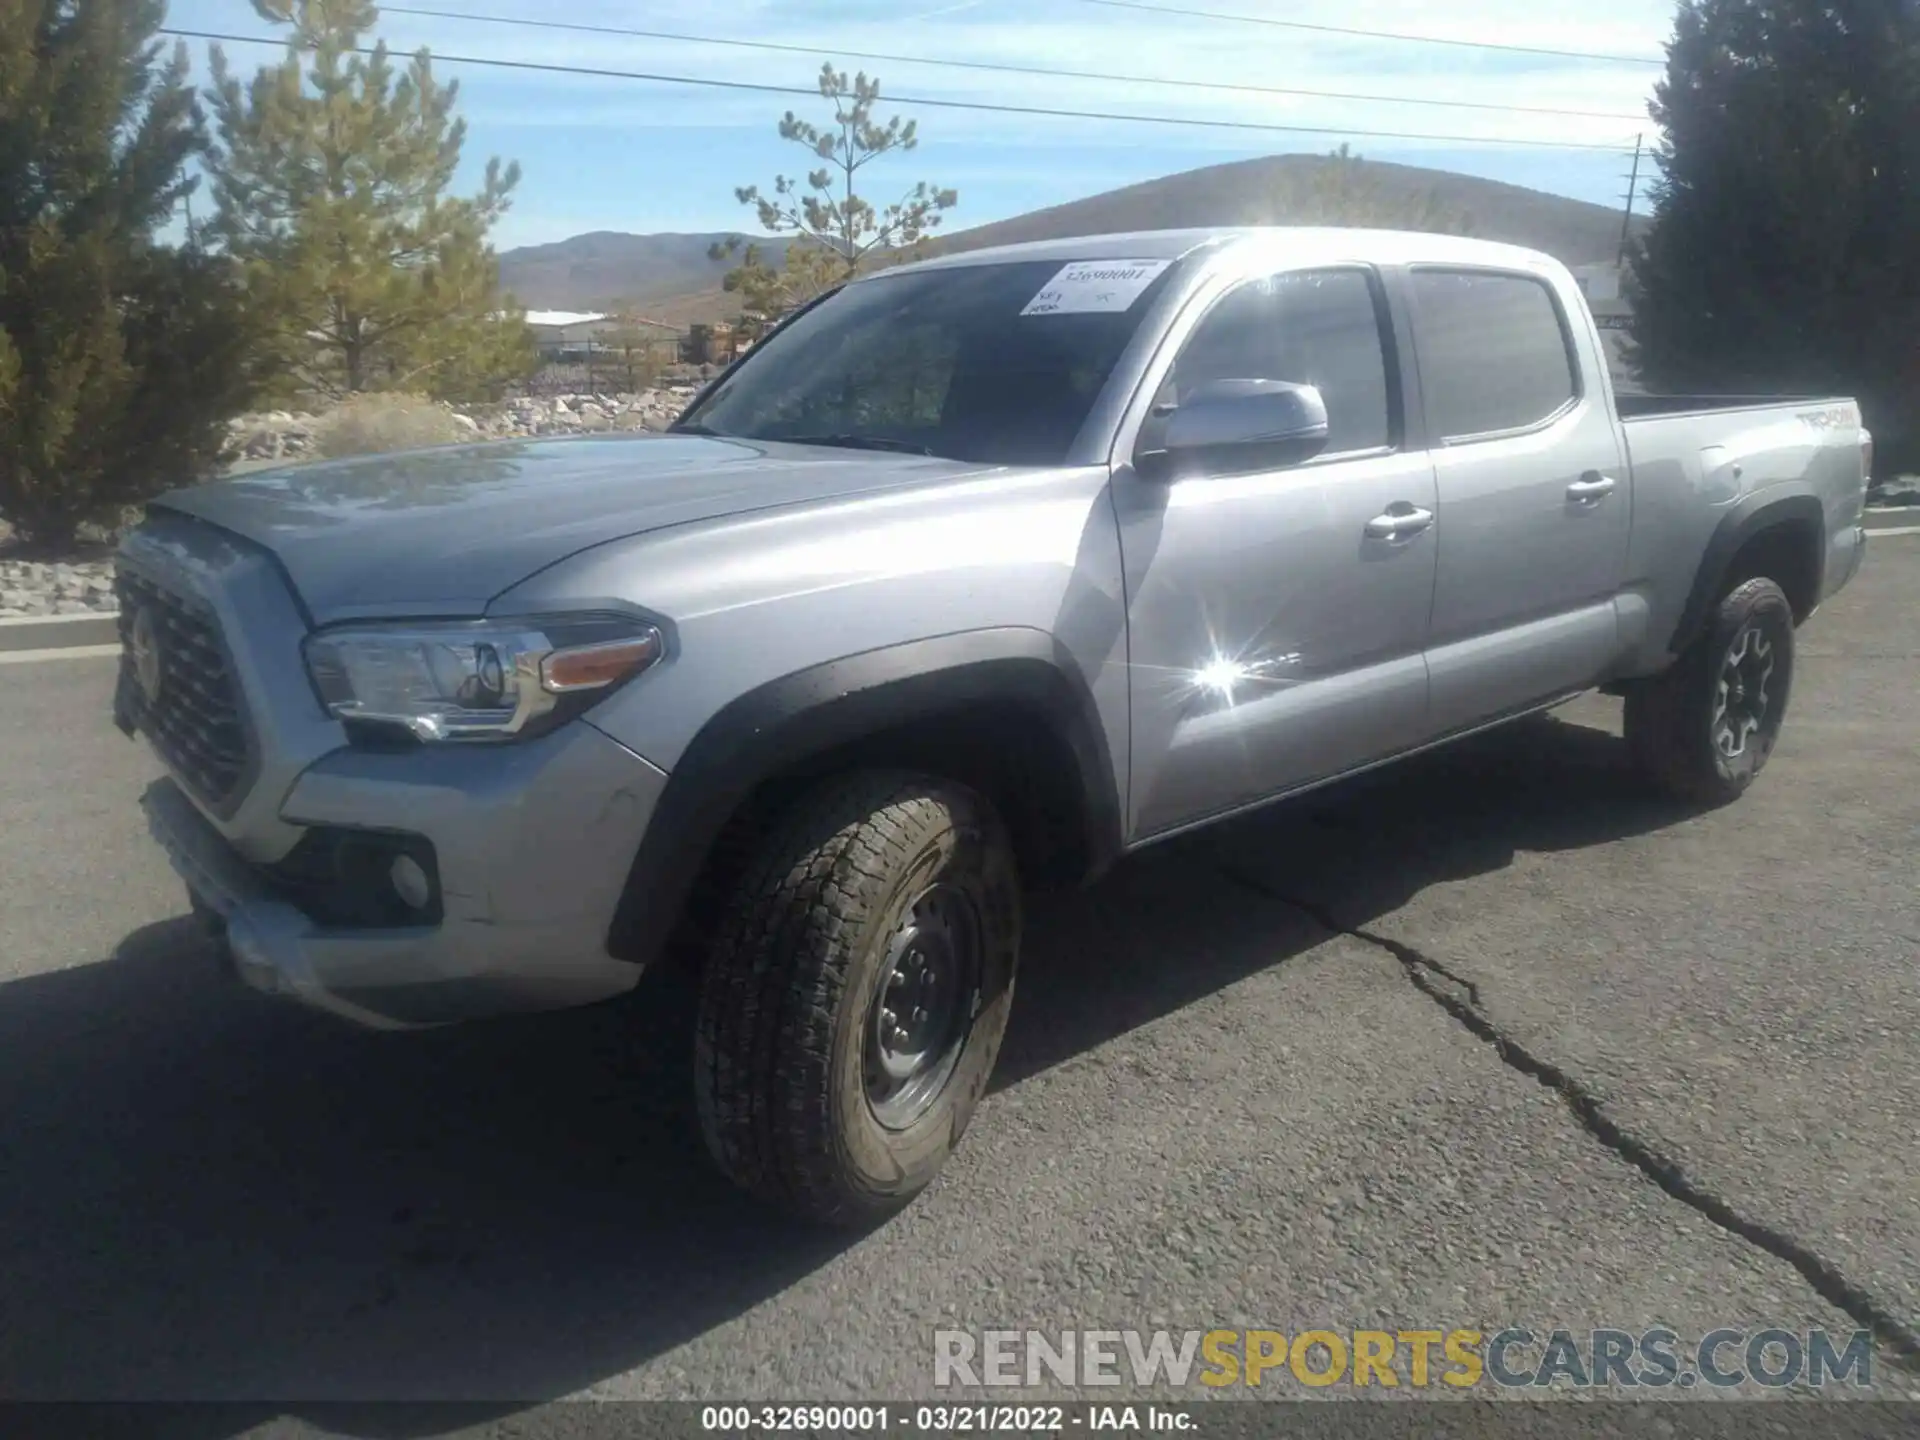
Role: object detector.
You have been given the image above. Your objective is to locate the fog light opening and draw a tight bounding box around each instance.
[389,853,433,912]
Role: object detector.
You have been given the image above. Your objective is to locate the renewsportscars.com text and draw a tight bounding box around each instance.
[933,1327,1876,1390]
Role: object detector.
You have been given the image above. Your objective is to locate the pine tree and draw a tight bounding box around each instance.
[1629,0,1920,469]
[204,0,533,401]
[714,65,958,324]
[0,0,254,553]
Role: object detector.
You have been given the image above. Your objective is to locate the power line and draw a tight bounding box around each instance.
[379,3,1650,124]
[1067,0,1669,67]
[161,28,1641,153]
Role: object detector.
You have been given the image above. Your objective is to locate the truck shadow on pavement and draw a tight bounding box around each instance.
[1001,704,1699,1088]
[0,707,1696,1428]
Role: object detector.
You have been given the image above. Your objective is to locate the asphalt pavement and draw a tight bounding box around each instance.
[1,541,1916,1426]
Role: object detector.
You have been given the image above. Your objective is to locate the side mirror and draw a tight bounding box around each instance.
[1137,379,1331,479]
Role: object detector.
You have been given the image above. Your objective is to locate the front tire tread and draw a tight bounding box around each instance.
[694,770,1008,1225]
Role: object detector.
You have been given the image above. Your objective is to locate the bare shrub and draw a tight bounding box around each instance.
[311,394,473,459]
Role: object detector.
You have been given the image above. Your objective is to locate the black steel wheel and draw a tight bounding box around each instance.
[863,882,984,1132]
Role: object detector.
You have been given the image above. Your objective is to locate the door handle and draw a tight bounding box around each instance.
[1364,505,1435,540]
[1567,473,1617,503]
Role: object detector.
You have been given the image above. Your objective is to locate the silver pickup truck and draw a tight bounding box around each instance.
[116,227,1872,1224]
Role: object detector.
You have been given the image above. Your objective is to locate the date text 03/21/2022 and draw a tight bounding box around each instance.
[700,1406,1191,1433]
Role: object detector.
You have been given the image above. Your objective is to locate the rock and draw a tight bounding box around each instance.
[0,559,117,617]
[451,412,480,433]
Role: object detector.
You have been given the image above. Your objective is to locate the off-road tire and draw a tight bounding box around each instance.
[1625,576,1796,805]
[693,770,1021,1226]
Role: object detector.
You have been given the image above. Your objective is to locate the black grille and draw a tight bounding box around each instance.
[115,568,249,805]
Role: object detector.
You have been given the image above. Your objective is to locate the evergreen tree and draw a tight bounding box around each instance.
[204,0,532,400]
[714,65,958,323]
[0,0,253,552]
[1629,0,1920,469]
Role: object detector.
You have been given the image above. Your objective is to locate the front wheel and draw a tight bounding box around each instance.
[1624,576,1796,804]
[693,771,1021,1226]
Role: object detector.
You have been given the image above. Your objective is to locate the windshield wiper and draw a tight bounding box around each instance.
[671,421,722,436]
[777,433,937,456]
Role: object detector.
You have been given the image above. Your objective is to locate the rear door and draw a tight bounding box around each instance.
[1113,263,1438,838]
[1406,267,1632,734]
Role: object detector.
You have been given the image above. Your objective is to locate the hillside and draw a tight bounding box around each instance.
[497,153,1645,321]
[497,231,789,313]
[932,154,1641,264]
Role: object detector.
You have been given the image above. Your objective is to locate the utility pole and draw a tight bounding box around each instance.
[1617,133,1645,268]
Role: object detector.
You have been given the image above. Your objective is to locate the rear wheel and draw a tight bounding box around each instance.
[693,770,1021,1226]
[1625,576,1795,804]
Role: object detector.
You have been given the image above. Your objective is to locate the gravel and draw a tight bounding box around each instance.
[0,560,119,619]
[220,389,703,464]
[477,388,703,438]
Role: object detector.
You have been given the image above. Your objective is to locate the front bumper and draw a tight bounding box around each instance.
[142,721,670,1030]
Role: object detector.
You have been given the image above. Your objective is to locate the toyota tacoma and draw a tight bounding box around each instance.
[115,228,1872,1223]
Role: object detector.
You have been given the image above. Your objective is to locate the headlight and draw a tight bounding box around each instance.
[304,614,664,743]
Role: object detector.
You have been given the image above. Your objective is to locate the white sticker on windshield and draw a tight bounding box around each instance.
[1020,259,1173,316]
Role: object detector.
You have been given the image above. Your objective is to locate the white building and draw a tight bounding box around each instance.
[524,311,618,352]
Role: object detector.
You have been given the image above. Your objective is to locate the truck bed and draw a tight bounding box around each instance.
[1616,393,1843,421]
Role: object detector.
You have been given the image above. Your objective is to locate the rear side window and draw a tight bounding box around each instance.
[1162,267,1394,456]
[1411,270,1578,440]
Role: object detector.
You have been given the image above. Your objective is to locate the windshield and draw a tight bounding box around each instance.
[677,259,1179,466]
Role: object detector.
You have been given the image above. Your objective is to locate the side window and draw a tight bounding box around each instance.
[1156,268,1394,457]
[1411,270,1579,440]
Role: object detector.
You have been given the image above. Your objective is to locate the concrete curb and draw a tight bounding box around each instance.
[0,610,121,653]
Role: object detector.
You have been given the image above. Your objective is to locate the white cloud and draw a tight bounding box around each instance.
[179,0,1667,150]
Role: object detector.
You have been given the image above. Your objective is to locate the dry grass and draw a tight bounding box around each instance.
[310,394,474,459]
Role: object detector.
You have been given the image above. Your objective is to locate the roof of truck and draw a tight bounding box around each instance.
[876,226,1562,278]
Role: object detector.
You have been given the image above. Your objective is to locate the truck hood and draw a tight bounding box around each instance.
[153,434,982,622]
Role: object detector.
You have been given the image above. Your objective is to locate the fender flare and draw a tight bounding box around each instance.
[1667,492,1825,655]
[603,628,1123,970]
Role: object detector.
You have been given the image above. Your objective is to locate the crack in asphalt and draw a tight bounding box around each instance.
[1212,859,1920,1372]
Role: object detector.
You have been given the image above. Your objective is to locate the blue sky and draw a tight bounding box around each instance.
[169,0,1678,252]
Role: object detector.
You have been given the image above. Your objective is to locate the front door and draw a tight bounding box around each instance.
[1113,265,1438,839]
